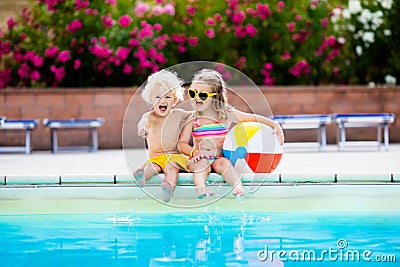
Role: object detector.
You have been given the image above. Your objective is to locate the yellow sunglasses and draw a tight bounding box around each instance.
[188,88,217,101]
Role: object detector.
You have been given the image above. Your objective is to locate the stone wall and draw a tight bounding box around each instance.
[0,86,399,150]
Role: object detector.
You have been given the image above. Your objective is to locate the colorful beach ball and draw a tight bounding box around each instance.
[223,122,283,173]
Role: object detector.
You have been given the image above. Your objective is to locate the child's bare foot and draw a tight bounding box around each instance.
[133,167,145,187]
[196,186,214,199]
[161,176,173,202]
[233,184,245,196]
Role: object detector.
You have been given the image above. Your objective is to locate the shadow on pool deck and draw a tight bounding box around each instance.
[1,144,400,176]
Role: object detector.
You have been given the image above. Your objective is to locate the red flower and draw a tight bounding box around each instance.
[277,1,285,12]
[256,3,272,20]
[153,23,162,31]
[320,18,329,28]
[105,0,116,6]
[182,17,192,25]
[32,54,44,67]
[264,76,276,85]
[99,36,107,45]
[214,13,222,21]
[154,52,167,64]
[30,70,40,81]
[205,28,215,39]
[57,50,71,63]
[178,45,187,53]
[205,17,216,26]
[287,22,296,32]
[281,51,291,61]
[74,59,81,70]
[116,47,131,61]
[264,62,273,71]
[186,5,196,16]
[119,15,132,28]
[7,17,18,29]
[129,39,140,47]
[234,26,246,38]
[171,34,186,43]
[66,19,83,33]
[17,62,30,79]
[45,46,59,58]
[245,24,257,37]
[50,65,66,82]
[74,0,89,11]
[289,60,311,77]
[123,63,133,74]
[188,37,199,46]
[327,36,337,47]
[333,68,340,76]
[232,11,246,24]
[0,69,12,88]
[101,14,113,28]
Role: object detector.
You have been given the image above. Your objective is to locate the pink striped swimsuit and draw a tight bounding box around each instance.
[191,117,228,163]
[191,117,229,139]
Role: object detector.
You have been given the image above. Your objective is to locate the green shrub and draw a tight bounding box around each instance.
[0,0,398,88]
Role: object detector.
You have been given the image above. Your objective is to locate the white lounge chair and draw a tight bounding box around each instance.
[0,118,39,154]
[273,114,331,151]
[333,113,396,151]
[43,118,105,153]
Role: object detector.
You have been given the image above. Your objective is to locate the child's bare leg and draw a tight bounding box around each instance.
[162,163,180,202]
[188,159,214,198]
[133,162,160,186]
[212,158,244,196]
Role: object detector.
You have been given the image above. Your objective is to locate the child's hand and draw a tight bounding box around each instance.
[274,123,285,145]
[138,128,148,138]
[191,149,202,163]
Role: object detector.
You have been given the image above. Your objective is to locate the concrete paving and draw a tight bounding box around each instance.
[1,145,399,214]
[1,144,399,176]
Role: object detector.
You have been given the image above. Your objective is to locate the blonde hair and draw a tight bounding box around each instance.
[141,69,184,104]
[192,69,230,120]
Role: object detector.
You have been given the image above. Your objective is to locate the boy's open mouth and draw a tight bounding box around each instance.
[159,105,167,112]
[196,101,203,106]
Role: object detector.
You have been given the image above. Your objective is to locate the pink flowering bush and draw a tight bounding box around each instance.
[0,0,397,88]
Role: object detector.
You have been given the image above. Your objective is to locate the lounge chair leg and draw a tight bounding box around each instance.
[377,125,382,151]
[339,124,346,151]
[92,128,98,152]
[51,129,58,153]
[384,123,389,151]
[25,129,31,154]
[320,125,327,151]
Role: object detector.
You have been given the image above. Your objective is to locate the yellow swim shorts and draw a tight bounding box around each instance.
[147,153,189,172]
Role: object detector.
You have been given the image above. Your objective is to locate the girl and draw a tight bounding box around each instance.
[178,69,284,198]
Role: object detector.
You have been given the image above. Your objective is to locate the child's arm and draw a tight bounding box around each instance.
[176,108,191,121]
[137,112,150,138]
[178,117,202,162]
[231,109,285,145]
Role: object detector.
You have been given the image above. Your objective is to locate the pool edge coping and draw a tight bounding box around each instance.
[1,172,399,185]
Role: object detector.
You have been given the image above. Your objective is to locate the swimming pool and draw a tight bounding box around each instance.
[0,210,399,267]
[1,182,399,267]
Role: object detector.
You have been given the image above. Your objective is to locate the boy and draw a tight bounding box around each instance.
[133,69,191,202]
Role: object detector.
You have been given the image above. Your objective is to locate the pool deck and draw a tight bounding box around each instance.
[1,145,400,213]
[1,144,399,176]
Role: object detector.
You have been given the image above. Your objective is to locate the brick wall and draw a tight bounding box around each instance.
[0,86,399,150]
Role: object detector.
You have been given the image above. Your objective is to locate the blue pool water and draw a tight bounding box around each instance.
[0,212,399,267]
